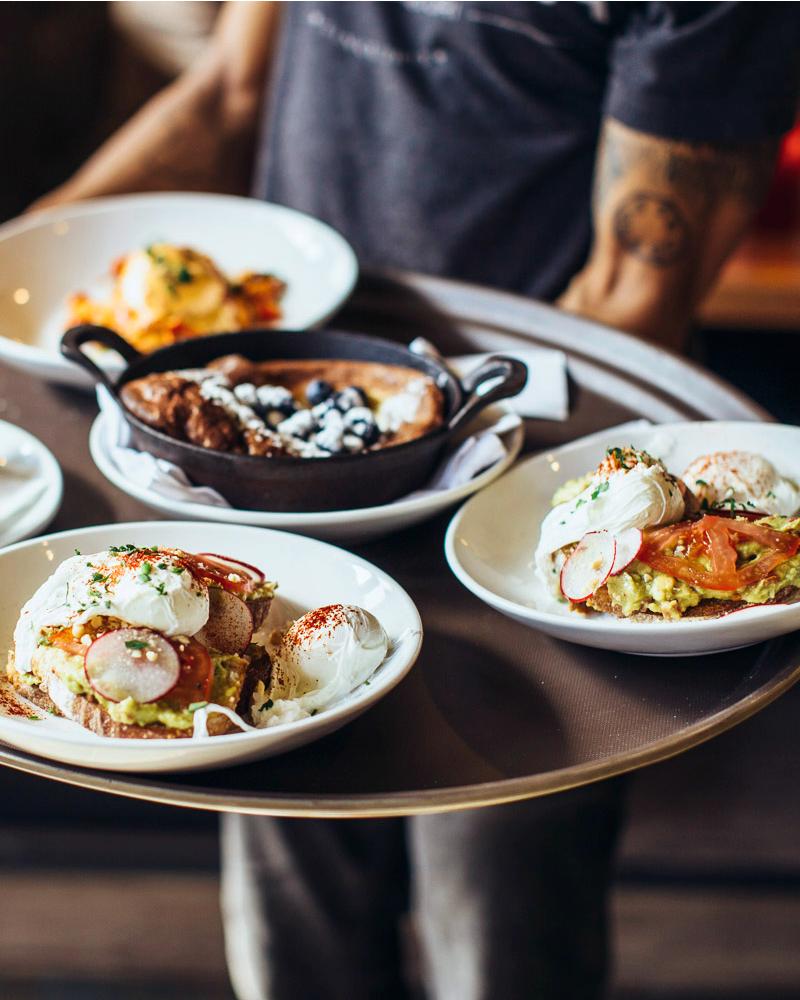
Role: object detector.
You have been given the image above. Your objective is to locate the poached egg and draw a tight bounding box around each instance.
[683,451,800,516]
[13,547,209,675]
[252,604,388,726]
[115,244,229,329]
[535,447,686,596]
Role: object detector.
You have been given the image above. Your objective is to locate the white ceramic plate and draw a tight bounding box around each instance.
[0,420,62,547]
[0,522,422,772]
[0,193,359,388]
[446,420,800,656]
[88,403,523,544]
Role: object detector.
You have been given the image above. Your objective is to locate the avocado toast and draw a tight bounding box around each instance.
[585,514,800,621]
[6,545,276,738]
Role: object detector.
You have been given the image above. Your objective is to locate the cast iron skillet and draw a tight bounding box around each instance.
[62,325,528,512]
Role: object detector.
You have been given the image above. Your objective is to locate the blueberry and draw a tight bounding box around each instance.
[256,384,296,417]
[311,399,336,422]
[343,406,373,427]
[348,419,380,447]
[306,379,334,407]
[343,434,365,453]
[277,409,315,439]
[334,386,368,412]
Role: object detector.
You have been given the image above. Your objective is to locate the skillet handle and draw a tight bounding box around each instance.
[61,324,142,393]
[448,355,528,434]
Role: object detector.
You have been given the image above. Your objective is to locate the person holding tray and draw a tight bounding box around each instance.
[33,3,800,998]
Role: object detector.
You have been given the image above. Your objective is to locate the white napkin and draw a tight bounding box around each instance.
[450,347,569,421]
[97,386,522,510]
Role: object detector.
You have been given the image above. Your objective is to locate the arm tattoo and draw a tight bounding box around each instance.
[596,119,778,267]
[613,191,689,267]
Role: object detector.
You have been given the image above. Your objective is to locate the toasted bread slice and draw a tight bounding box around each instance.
[587,584,800,621]
[11,645,272,739]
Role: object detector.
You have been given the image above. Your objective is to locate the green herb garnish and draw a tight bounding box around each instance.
[259,699,275,712]
[124,639,149,650]
[590,481,610,501]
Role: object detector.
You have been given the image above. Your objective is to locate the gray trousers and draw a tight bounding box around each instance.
[221,781,624,1000]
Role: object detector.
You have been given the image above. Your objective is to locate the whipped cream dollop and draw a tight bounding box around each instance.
[13,547,209,674]
[252,604,388,727]
[535,448,686,595]
[683,451,800,516]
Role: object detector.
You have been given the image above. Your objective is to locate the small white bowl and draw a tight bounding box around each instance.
[446,420,800,657]
[0,419,62,546]
[0,193,358,388]
[0,521,422,771]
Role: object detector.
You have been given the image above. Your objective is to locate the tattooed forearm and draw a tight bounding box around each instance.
[557,117,780,348]
[596,118,778,217]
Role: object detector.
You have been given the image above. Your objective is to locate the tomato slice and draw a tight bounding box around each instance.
[181,554,257,596]
[163,637,213,709]
[638,515,799,593]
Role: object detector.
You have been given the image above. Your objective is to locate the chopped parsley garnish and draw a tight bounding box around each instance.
[125,639,149,650]
[767,490,776,499]
[139,561,152,583]
[259,699,275,712]
[574,499,586,509]
[170,566,184,575]
[310,709,318,716]
[74,548,81,556]
[590,481,610,501]
[155,582,167,596]
[157,562,168,570]
[26,713,41,721]
[37,636,52,647]
[109,544,137,554]
[695,479,708,487]
[177,265,193,284]
[606,446,632,469]
[91,572,105,583]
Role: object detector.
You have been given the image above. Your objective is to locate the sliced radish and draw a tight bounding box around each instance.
[196,587,254,654]
[84,628,180,704]
[610,527,643,575]
[560,531,617,603]
[197,553,264,584]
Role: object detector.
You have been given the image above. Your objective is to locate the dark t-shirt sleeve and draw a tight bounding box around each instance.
[605,2,800,143]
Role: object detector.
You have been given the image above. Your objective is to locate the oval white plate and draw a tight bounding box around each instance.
[0,193,359,388]
[0,522,421,771]
[0,420,62,547]
[88,404,524,544]
[446,420,800,657]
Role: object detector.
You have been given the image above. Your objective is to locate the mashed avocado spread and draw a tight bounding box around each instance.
[604,516,800,619]
[31,644,246,730]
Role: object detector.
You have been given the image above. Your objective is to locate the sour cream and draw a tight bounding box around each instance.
[252,604,388,727]
[683,451,800,516]
[535,449,685,595]
[13,548,209,674]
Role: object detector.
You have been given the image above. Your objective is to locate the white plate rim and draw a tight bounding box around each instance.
[445,420,800,642]
[0,420,63,547]
[0,520,423,749]
[87,404,524,529]
[0,192,359,375]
